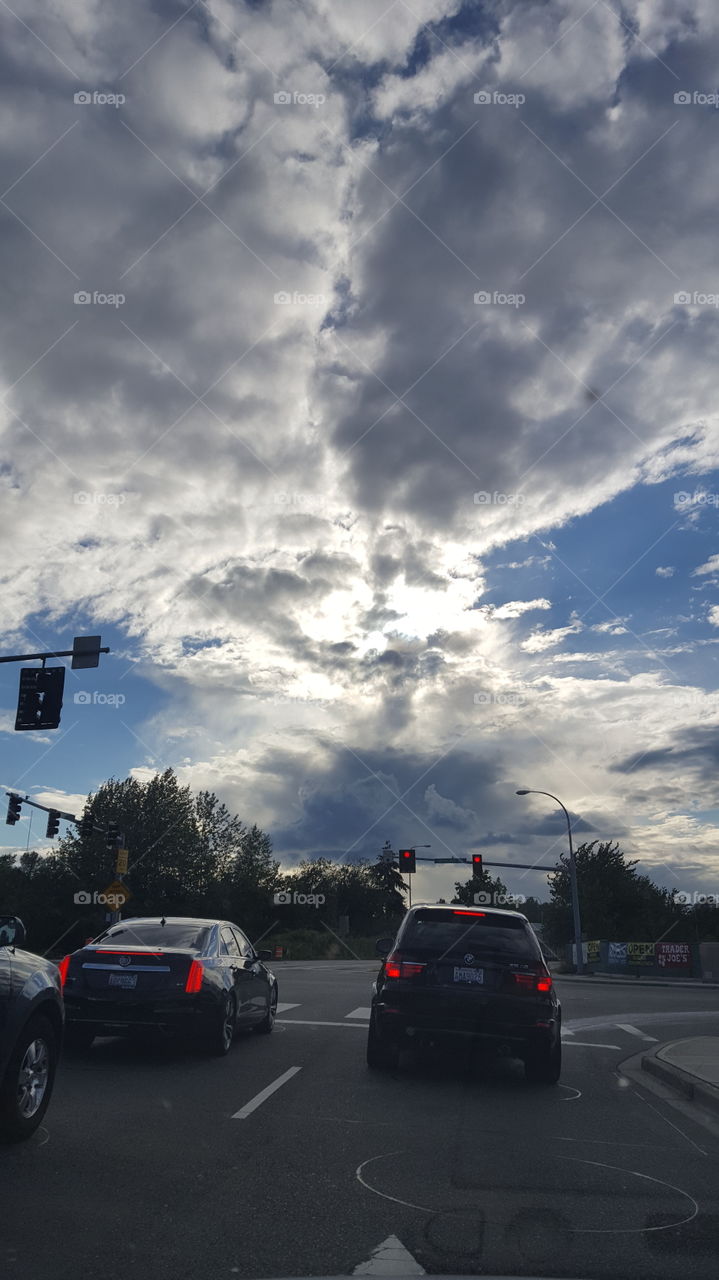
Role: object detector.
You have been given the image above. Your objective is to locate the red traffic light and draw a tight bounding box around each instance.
[472,854,483,873]
[399,848,416,873]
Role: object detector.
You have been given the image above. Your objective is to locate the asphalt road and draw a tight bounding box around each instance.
[2,963,719,1280]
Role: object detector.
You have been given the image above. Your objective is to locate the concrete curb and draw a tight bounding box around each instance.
[641,1043,719,1117]
[552,972,719,989]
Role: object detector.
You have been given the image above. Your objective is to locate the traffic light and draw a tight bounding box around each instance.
[46,810,60,839]
[6,795,22,825]
[399,848,416,874]
[15,666,65,731]
[105,822,120,850]
[79,812,95,840]
[472,854,483,875]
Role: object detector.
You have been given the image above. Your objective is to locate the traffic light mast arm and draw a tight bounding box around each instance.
[0,646,110,664]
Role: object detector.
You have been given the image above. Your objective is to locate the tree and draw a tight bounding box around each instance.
[452,868,509,906]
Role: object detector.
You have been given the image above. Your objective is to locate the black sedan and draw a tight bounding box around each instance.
[59,916,278,1055]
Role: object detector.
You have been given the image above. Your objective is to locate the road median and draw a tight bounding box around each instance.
[641,1036,719,1116]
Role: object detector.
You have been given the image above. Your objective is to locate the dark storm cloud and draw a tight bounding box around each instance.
[612,725,719,784]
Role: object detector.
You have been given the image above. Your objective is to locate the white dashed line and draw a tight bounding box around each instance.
[231,1067,302,1120]
[276,1002,301,1014]
[346,1007,372,1020]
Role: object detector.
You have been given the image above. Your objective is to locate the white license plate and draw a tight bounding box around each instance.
[108,973,137,989]
[453,967,484,984]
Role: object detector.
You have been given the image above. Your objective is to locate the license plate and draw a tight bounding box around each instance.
[108,973,137,989]
[453,966,484,984]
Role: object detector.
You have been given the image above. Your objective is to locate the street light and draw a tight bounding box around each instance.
[516,788,584,974]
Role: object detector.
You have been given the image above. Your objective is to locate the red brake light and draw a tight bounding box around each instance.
[536,976,552,992]
[384,954,425,979]
[512,972,535,989]
[452,910,485,917]
[184,960,204,993]
[57,955,71,988]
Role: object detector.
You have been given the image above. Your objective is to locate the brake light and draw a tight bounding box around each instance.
[536,976,552,992]
[512,972,535,989]
[452,910,485,917]
[57,955,71,988]
[385,954,425,979]
[184,960,204,993]
[510,971,553,992]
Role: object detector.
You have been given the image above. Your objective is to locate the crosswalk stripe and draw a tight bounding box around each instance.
[617,1023,658,1042]
[346,1007,372,1020]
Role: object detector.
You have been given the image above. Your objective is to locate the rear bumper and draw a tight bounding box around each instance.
[373,998,560,1052]
[63,993,215,1037]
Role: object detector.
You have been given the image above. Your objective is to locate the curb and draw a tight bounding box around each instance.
[641,1043,719,1117]
[552,973,719,989]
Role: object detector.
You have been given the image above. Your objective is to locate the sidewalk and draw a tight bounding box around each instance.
[642,1037,719,1116]
[552,969,719,989]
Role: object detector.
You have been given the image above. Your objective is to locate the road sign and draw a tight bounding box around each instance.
[103,880,131,907]
[115,849,129,875]
[71,635,103,670]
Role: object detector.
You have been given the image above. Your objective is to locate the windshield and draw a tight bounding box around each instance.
[402,911,542,960]
[94,923,211,950]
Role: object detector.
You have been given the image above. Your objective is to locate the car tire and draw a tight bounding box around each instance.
[524,1036,561,1085]
[253,984,278,1034]
[64,1026,95,1052]
[366,1014,400,1071]
[208,991,237,1056]
[0,1014,58,1143]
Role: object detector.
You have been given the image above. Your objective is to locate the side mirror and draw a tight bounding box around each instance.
[0,916,26,948]
[257,949,273,961]
[375,937,394,957]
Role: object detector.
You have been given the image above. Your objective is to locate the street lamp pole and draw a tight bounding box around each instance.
[516,788,584,974]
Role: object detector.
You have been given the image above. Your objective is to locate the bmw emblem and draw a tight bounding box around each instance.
[464,953,475,964]
[119,955,131,967]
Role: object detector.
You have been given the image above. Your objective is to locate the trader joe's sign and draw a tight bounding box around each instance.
[628,942,655,964]
[656,942,691,969]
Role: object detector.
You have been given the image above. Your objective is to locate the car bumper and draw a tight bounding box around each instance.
[373,998,560,1051]
[63,993,215,1037]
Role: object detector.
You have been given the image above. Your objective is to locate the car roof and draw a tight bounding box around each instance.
[105,916,220,929]
[407,902,530,921]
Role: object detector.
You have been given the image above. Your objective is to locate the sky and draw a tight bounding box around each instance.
[1,0,719,906]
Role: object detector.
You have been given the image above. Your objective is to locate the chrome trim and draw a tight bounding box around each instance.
[82,963,171,972]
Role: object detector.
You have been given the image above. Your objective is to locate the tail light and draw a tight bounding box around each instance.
[184,960,204,993]
[384,954,425,979]
[509,970,553,993]
[57,955,71,988]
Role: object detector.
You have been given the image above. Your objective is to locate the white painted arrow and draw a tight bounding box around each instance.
[353,1235,425,1275]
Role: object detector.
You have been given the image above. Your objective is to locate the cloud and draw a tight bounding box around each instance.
[490,598,552,619]
[656,566,675,578]
[520,622,583,653]
[693,554,719,577]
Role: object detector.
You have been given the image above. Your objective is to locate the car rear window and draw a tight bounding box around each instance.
[401,909,541,960]
[94,922,211,950]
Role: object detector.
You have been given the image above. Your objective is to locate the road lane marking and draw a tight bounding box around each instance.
[563,1040,621,1049]
[562,1028,575,1036]
[276,1002,301,1013]
[231,1067,302,1120]
[276,1018,367,1028]
[617,1023,658,1042]
[353,1235,425,1275]
[346,1007,372,1019]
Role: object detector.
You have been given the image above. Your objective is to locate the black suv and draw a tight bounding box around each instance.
[0,915,64,1141]
[367,903,561,1083]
